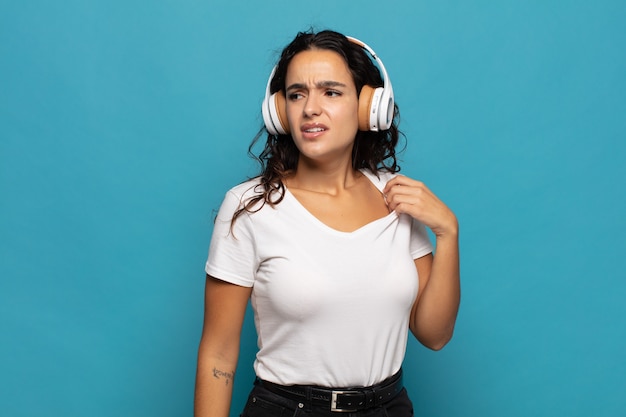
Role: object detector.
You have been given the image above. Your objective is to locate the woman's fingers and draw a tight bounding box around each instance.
[384,175,457,237]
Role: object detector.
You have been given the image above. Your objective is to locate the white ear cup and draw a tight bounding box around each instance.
[262,67,289,135]
[262,36,394,134]
[261,92,277,135]
[368,86,384,131]
[377,78,394,131]
[266,93,288,135]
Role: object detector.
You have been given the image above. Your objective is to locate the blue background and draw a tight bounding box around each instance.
[1,1,625,416]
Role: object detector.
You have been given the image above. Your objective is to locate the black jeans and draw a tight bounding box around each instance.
[240,381,414,417]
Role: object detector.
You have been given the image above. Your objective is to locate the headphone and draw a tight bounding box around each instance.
[261,36,395,135]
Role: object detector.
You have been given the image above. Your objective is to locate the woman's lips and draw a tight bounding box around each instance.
[301,123,328,139]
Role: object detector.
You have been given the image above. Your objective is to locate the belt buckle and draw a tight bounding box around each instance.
[330,390,360,413]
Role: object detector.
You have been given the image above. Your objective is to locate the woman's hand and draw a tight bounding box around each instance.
[383,175,458,239]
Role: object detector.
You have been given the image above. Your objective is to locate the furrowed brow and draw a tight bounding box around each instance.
[316,80,347,89]
[286,80,347,92]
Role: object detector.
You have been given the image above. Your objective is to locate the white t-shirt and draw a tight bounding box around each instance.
[206,170,433,387]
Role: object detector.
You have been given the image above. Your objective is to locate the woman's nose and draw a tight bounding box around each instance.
[303,93,322,117]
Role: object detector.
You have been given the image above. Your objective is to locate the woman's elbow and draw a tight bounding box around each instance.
[424,338,450,351]
[413,328,455,351]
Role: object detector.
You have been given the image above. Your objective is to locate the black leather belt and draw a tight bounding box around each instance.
[258,370,404,413]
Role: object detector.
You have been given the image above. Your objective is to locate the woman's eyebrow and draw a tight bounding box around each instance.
[286,80,348,92]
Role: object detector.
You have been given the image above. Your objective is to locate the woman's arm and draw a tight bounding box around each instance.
[410,235,460,350]
[194,275,252,417]
[383,175,460,350]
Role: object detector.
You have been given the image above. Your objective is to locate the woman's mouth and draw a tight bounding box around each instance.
[301,124,328,138]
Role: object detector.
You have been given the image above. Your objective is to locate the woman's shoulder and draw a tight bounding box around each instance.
[215,177,264,214]
[226,176,263,199]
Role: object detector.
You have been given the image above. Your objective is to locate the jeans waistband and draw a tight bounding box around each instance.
[257,370,404,413]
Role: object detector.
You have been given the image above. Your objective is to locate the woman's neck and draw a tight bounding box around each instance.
[286,157,361,196]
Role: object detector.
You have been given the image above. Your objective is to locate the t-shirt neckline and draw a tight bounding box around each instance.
[282,169,398,236]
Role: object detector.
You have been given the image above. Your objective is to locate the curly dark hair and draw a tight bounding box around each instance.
[232,29,404,225]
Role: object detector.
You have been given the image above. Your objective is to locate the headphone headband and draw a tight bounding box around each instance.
[345,36,392,95]
[262,35,395,135]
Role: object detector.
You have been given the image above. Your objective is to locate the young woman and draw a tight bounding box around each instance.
[194,29,460,417]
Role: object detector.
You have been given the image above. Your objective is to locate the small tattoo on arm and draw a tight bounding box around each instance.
[212,367,234,385]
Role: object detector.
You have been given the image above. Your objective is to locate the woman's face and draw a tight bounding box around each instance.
[284,48,359,165]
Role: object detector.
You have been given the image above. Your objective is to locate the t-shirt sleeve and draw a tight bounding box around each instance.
[410,218,434,259]
[205,190,257,287]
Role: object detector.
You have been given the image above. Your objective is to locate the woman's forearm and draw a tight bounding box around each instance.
[194,351,238,417]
